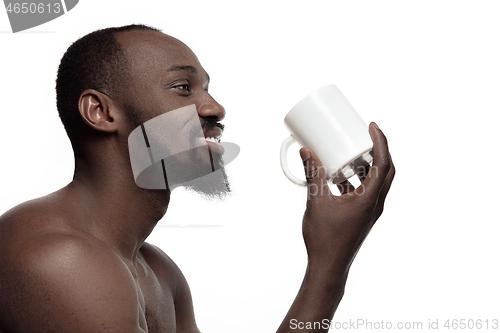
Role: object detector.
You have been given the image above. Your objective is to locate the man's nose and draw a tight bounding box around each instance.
[197,95,226,121]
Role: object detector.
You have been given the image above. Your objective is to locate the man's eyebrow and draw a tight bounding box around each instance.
[167,65,210,84]
[167,65,197,73]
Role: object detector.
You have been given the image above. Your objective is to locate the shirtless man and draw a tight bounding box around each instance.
[0,25,395,332]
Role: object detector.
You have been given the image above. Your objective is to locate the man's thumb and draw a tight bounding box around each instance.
[300,148,325,184]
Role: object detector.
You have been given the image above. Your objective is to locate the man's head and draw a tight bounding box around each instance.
[56,24,230,199]
[56,24,159,147]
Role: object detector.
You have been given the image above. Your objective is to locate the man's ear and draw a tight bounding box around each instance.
[78,89,119,133]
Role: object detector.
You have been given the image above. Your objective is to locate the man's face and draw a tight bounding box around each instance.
[116,30,230,199]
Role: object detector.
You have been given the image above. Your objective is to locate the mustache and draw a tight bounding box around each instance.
[201,120,225,132]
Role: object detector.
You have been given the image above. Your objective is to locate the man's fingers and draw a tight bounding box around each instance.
[357,164,371,183]
[380,160,396,202]
[337,179,355,195]
[357,122,392,196]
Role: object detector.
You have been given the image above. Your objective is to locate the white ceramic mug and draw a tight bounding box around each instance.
[280,84,373,186]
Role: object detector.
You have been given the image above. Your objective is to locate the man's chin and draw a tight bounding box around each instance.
[181,166,231,201]
[157,146,231,200]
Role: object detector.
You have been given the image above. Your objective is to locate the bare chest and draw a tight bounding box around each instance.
[135,267,177,333]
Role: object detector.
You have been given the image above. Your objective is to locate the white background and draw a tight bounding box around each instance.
[1,1,499,332]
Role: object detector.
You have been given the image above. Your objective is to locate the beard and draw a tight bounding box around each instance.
[160,145,231,200]
[181,154,231,201]
[126,105,231,201]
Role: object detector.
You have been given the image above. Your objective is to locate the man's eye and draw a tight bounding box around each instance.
[175,84,190,91]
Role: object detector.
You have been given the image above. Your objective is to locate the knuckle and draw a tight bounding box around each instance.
[305,167,320,180]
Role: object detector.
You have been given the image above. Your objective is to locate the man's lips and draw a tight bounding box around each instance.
[200,128,225,155]
[203,127,222,140]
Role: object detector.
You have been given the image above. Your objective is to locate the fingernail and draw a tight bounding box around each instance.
[300,149,311,162]
[373,122,380,130]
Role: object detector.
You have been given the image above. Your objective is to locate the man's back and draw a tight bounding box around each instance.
[0,190,199,333]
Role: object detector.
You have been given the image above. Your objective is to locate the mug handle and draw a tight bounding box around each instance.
[280,135,307,186]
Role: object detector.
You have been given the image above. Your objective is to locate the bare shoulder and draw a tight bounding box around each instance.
[140,242,183,279]
[0,197,99,268]
[139,242,189,297]
[0,199,147,333]
[0,197,77,260]
[0,196,68,233]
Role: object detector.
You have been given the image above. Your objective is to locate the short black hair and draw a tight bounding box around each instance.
[56,24,161,149]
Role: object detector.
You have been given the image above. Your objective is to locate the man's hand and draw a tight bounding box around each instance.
[277,122,395,333]
[300,122,395,275]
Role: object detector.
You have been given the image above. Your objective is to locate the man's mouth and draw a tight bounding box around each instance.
[204,137,224,155]
[200,127,225,155]
[205,136,221,143]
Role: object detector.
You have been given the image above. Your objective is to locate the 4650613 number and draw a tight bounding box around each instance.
[444,319,499,330]
[5,2,62,14]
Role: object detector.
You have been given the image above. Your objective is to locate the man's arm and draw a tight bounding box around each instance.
[0,232,148,333]
[131,123,393,333]
[277,123,395,332]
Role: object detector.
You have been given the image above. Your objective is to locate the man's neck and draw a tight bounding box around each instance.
[62,155,170,262]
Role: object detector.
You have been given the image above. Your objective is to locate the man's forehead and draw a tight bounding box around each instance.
[116,30,200,71]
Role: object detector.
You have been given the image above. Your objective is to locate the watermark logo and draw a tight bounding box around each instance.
[128,104,239,198]
[3,0,79,33]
